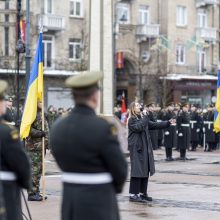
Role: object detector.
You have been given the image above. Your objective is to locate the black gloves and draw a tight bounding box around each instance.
[40,131,46,138]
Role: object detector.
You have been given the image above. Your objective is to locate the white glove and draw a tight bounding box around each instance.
[176,130,178,134]
[165,131,170,135]
[178,133,183,137]
[196,129,200,133]
[203,128,205,133]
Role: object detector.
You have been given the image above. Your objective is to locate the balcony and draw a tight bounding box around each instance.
[196,27,217,42]
[38,14,65,31]
[136,24,160,42]
[195,0,219,7]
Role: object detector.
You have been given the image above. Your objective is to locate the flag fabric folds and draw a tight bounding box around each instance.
[214,70,220,133]
[20,33,44,139]
[121,92,127,114]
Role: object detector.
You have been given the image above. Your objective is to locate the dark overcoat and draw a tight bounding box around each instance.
[157,111,164,143]
[0,118,31,220]
[148,111,159,150]
[51,104,127,220]
[190,111,202,142]
[203,111,215,143]
[163,110,177,148]
[177,111,191,149]
[128,115,170,177]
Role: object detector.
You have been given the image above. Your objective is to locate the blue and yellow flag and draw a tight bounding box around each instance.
[214,70,220,133]
[20,33,44,139]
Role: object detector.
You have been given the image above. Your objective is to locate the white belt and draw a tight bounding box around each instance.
[190,120,197,129]
[204,121,213,129]
[181,124,190,127]
[0,171,17,181]
[62,172,113,184]
[157,120,162,122]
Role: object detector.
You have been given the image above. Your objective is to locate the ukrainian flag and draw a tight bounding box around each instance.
[20,33,44,139]
[214,70,220,133]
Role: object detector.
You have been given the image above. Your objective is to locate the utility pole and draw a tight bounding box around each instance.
[25,0,31,91]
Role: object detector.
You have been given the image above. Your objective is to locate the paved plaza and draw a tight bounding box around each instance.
[24,148,220,220]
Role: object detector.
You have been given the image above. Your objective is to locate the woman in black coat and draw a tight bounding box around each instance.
[128,102,173,203]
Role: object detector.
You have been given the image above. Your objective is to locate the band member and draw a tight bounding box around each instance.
[147,103,159,150]
[163,103,177,161]
[156,106,164,148]
[190,105,202,151]
[203,104,215,151]
[177,103,191,160]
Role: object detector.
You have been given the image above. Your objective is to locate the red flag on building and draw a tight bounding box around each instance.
[20,20,26,43]
[17,20,26,42]
[116,52,124,69]
[121,92,127,113]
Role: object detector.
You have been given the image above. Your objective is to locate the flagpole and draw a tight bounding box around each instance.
[40,27,46,201]
[42,89,46,201]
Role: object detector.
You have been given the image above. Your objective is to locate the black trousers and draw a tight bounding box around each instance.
[191,141,198,150]
[180,149,186,158]
[165,148,172,158]
[129,177,149,195]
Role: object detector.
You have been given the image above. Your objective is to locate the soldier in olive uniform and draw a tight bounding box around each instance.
[47,105,58,129]
[147,103,159,150]
[26,102,49,201]
[51,71,127,220]
[163,103,177,161]
[177,103,191,160]
[203,104,215,151]
[0,80,31,220]
[3,96,16,125]
[190,105,202,151]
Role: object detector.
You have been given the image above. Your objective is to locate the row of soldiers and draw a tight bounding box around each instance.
[145,102,219,161]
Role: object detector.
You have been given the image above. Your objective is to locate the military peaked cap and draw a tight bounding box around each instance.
[65,71,103,88]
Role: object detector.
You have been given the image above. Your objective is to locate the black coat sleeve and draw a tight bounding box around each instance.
[128,116,148,132]
[148,120,170,130]
[2,128,31,189]
[100,124,128,193]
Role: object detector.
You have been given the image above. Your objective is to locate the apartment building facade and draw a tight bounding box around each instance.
[114,0,220,106]
[0,0,219,108]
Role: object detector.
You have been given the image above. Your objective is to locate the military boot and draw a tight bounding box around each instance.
[28,194,43,201]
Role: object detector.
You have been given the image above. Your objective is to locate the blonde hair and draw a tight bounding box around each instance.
[129,102,139,118]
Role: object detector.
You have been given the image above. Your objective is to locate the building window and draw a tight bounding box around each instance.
[4,27,9,56]
[139,5,149,25]
[45,0,52,14]
[197,10,207,28]
[5,1,9,10]
[176,6,187,26]
[69,39,81,61]
[198,49,206,73]
[70,0,83,17]
[176,44,186,65]
[5,14,9,22]
[116,3,130,24]
[43,36,53,68]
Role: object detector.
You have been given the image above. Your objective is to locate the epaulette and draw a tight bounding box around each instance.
[98,114,111,123]
[98,115,119,136]
[1,120,19,140]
